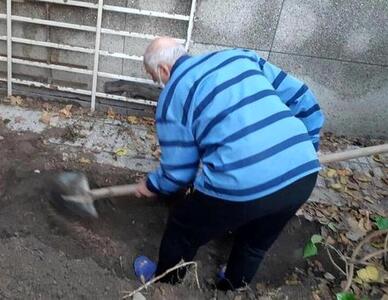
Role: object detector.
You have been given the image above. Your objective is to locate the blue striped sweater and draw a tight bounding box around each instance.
[146,49,324,201]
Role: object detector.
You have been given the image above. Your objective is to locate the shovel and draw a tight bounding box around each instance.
[50,143,388,218]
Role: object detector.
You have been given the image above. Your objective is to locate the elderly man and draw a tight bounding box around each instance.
[133,37,324,290]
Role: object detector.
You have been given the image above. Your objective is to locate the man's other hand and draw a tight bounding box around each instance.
[134,179,156,198]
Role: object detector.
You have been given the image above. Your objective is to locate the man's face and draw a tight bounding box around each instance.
[145,64,171,88]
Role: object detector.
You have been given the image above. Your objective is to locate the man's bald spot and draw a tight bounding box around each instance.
[144,37,181,58]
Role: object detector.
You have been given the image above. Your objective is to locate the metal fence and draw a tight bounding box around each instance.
[0,0,197,110]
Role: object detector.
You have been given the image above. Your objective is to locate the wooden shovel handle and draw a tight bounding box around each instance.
[89,184,137,200]
[88,144,388,200]
[319,143,388,164]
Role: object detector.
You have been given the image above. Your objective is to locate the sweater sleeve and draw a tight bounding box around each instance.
[147,120,199,195]
[257,56,325,151]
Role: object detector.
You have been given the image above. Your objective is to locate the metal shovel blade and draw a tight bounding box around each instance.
[50,171,99,218]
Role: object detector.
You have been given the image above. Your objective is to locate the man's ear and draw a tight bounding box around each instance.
[159,64,170,80]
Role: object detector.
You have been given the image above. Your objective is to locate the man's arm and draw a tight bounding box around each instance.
[146,120,199,195]
[257,56,324,151]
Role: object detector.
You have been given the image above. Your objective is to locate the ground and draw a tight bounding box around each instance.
[0,97,387,299]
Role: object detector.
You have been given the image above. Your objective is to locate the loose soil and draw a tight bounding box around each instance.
[0,123,335,299]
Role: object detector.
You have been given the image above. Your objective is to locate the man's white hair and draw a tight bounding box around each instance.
[144,43,187,72]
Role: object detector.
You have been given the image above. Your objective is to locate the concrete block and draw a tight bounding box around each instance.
[49,28,95,49]
[0,19,5,36]
[272,0,388,65]
[0,39,5,56]
[269,52,388,138]
[49,5,97,27]
[190,42,269,60]
[136,0,191,16]
[125,15,186,39]
[51,69,91,89]
[13,2,46,19]
[192,0,283,50]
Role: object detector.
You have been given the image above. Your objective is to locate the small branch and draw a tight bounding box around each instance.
[122,261,200,299]
[344,229,388,291]
[360,249,386,262]
[384,233,388,267]
[325,244,347,276]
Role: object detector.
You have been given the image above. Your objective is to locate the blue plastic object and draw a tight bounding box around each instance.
[134,256,157,283]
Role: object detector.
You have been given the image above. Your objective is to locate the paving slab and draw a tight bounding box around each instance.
[190,42,269,60]
[269,52,388,137]
[192,0,283,50]
[272,0,388,65]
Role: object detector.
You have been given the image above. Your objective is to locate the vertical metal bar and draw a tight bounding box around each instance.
[185,0,197,51]
[90,0,104,111]
[6,0,12,96]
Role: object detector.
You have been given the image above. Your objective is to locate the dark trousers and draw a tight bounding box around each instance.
[155,172,318,290]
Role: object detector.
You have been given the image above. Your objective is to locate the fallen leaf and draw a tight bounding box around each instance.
[338,169,352,177]
[303,240,318,258]
[373,216,388,230]
[346,180,360,191]
[363,196,374,204]
[39,111,52,125]
[326,235,336,245]
[340,233,352,245]
[79,157,91,164]
[14,116,25,123]
[353,173,372,183]
[114,148,128,157]
[152,149,161,159]
[345,216,367,242]
[339,175,348,185]
[9,95,23,106]
[330,183,343,192]
[42,102,52,111]
[312,292,321,300]
[356,266,380,283]
[327,222,337,232]
[336,292,356,300]
[59,104,73,118]
[372,154,382,163]
[107,107,115,119]
[324,272,335,281]
[326,168,337,178]
[311,234,323,244]
[127,116,139,125]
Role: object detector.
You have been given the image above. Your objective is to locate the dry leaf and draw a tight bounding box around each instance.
[356,266,380,283]
[127,116,139,125]
[79,157,91,164]
[329,183,343,192]
[107,107,115,119]
[40,111,52,125]
[372,154,382,163]
[326,236,336,245]
[353,173,372,183]
[14,116,25,123]
[345,215,367,242]
[42,102,52,111]
[339,175,348,184]
[326,168,337,178]
[346,181,360,190]
[9,95,23,106]
[152,149,161,159]
[114,148,128,157]
[338,169,352,177]
[59,104,73,118]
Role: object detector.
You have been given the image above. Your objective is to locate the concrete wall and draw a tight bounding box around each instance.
[0,0,387,137]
